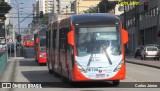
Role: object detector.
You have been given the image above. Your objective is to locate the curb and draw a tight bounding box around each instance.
[0,59,17,91]
[126,60,160,69]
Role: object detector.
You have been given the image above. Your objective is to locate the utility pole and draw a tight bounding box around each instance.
[157,10,160,44]
[15,0,22,57]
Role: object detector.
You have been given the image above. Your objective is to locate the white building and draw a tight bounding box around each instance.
[38,0,54,14]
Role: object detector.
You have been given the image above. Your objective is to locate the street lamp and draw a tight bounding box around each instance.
[10,1,23,57]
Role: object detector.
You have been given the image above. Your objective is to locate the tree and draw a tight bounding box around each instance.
[83,0,117,13]
[99,0,117,13]
[0,0,11,21]
[38,14,49,25]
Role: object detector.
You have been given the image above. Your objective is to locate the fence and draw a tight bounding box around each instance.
[0,52,7,74]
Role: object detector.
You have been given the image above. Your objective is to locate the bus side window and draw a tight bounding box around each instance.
[64,27,69,51]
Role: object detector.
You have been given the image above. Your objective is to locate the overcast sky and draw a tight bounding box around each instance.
[10,0,36,33]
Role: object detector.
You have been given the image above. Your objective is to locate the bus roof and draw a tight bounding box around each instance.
[71,13,120,26]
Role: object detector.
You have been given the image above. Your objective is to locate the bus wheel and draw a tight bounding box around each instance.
[47,61,53,74]
[35,59,38,62]
[48,69,53,74]
[112,80,120,86]
[39,63,43,66]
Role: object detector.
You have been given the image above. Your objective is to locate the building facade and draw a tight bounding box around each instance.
[120,0,160,52]
[38,0,54,14]
[74,0,101,14]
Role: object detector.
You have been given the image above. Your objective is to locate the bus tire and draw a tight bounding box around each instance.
[35,59,38,62]
[143,56,146,60]
[39,63,43,66]
[53,71,59,77]
[112,80,120,86]
[48,69,53,74]
[141,56,143,60]
[47,61,53,74]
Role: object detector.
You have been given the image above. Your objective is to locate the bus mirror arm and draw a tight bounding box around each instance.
[67,31,74,46]
[36,38,39,44]
[122,29,128,44]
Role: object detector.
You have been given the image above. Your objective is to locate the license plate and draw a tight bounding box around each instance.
[96,74,105,78]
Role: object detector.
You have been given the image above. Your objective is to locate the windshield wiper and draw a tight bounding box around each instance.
[102,45,112,65]
[87,53,93,66]
[87,46,97,68]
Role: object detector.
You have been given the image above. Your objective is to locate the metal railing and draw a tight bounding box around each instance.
[0,52,7,75]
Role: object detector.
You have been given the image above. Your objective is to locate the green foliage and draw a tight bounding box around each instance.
[0,0,4,4]
[99,0,117,13]
[83,0,117,13]
[38,14,49,25]
[0,1,12,20]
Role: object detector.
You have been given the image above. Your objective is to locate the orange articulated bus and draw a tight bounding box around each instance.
[46,13,128,85]
[25,34,34,47]
[34,28,46,65]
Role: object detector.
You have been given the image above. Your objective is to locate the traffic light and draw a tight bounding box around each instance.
[40,11,43,18]
[16,35,21,42]
[71,3,75,11]
[144,2,148,11]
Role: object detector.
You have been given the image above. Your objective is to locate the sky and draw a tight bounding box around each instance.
[10,0,36,33]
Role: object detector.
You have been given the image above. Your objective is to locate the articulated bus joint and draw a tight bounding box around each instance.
[71,54,74,67]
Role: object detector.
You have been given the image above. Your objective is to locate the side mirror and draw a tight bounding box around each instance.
[122,29,128,44]
[36,38,39,44]
[67,31,74,46]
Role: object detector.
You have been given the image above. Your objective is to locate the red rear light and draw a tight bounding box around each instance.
[144,52,148,56]
[157,52,160,56]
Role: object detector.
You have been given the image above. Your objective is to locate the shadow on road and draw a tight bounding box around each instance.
[21,70,116,88]
[19,59,39,66]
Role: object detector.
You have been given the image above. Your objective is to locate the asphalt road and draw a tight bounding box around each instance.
[10,58,160,91]
[4,47,158,91]
[22,47,35,58]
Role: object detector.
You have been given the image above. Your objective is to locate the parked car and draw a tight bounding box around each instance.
[146,44,160,49]
[140,45,160,60]
[134,46,144,58]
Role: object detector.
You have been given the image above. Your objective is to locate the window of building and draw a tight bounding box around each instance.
[151,9,153,17]
[128,19,130,28]
[133,17,135,26]
[145,12,147,19]
[130,18,132,27]
[153,8,155,16]
[147,10,150,19]
[139,13,142,21]
[156,7,159,15]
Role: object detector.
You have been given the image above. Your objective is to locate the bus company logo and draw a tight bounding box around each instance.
[98,69,102,73]
[2,83,11,88]
[1,83,42,88]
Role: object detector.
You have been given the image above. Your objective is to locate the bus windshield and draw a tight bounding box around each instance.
[40,36,46,47]
[75,26,121,57]
[40,36,46,52]
[28,35,34,41]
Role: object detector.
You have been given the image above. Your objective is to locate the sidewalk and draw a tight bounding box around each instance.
[126,53,160,69]
[0,58,16,82]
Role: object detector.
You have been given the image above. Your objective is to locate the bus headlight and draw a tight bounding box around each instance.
[76,62,86,73]
[113,60,123,72]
